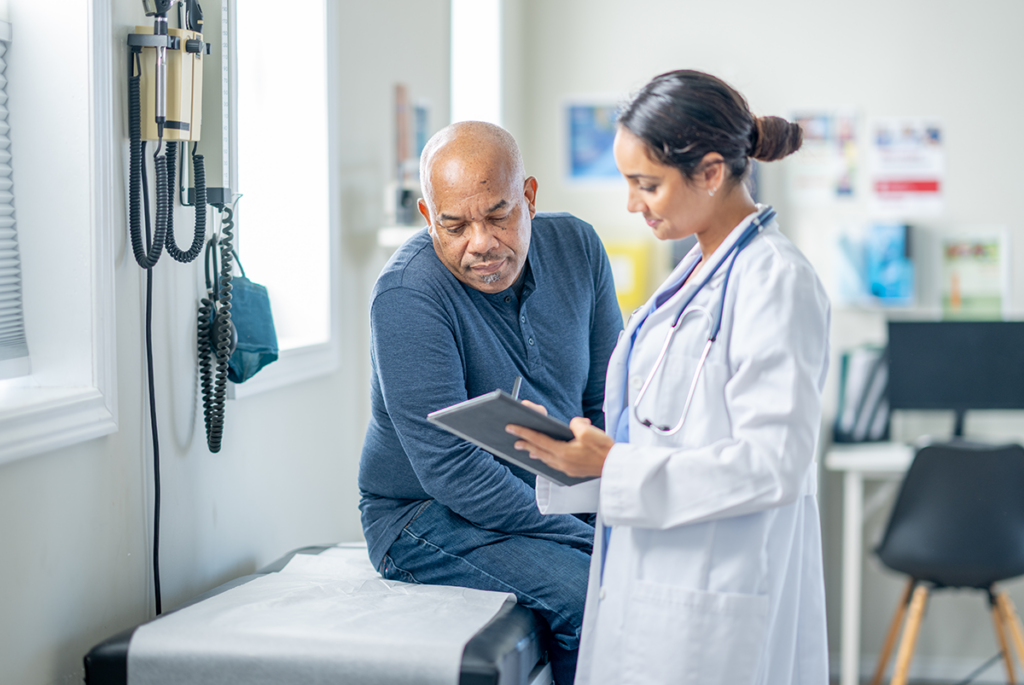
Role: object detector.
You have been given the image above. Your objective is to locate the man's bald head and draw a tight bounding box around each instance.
[415,121,538,294]
[419,121,526,210]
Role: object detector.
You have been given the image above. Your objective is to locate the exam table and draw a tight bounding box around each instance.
[84,544,551,685]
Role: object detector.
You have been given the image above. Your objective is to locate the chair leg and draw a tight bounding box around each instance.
[871,579,915,685]
[990,589,1016,684]
[997,591,1024,675]
[890,584,929,685]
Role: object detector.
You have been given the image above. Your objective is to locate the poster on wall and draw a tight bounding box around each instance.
[787,111,858,205]
[565,101,622,183]
[941,230,1008,320]
[833,222,914,307]
[868,118,944,216]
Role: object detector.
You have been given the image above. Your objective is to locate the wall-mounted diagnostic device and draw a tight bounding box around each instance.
[127,0,208,267]
[126,0,238,617]
[128,0,235,455]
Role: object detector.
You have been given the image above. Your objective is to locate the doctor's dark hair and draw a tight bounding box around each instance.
[617,70,802,184]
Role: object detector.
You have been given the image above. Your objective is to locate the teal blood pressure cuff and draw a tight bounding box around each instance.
[227,274,278,384]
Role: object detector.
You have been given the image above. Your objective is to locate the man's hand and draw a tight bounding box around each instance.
[506,406,614,479]
[520,399,548,415]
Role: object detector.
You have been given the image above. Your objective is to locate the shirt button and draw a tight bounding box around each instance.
[528,337,534,346]
[599,587,607,600]
[504,296,511,303]
[520,315,526,323]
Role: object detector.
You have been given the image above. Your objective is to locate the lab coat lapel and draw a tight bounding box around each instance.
[604,208,773,437]
[603,247,701,436]
[640,208,774,336]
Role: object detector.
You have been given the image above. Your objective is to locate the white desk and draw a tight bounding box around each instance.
[825,442,915,685]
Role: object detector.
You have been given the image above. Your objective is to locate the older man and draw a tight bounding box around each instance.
[358,122,622,683]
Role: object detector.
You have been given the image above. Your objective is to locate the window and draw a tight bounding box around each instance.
[0,19,29,381]
[230,0,336,397]
[0,0,117,465]
[450,0,502,125]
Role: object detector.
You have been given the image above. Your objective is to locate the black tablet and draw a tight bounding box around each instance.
[427,390,597,487]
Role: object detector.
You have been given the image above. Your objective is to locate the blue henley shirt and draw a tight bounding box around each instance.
[358,212,623,568]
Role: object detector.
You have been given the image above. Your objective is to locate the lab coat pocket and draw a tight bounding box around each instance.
[622,580,768,685]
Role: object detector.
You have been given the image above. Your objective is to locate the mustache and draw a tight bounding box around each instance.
[464,251,507,267]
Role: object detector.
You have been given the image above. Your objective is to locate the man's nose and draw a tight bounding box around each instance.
[466,223,499,254]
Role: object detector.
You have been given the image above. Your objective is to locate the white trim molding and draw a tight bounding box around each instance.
[228,343,338,399]
[0,0,117,466]
[89,0,118,433]
[0,388,115,463]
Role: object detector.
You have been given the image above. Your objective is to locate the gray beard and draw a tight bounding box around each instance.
[479,271,503,284]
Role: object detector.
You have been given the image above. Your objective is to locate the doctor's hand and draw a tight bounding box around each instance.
[506,413,614,479]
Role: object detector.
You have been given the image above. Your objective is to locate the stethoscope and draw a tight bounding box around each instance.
[632,206,777,436]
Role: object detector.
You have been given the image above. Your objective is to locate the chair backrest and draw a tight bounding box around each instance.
[876,441,1024,588]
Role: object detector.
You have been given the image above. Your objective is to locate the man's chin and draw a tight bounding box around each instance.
[464,261,511,290]
[464,270,510,292]
[479,272,503,285]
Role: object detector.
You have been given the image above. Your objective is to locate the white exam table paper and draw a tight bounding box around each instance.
[128,545,515,685]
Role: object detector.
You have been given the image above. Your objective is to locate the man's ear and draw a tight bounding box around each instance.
[523,176,538,219]
[417,197,431,229]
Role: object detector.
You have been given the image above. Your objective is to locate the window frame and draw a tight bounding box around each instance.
[0,0,118,466]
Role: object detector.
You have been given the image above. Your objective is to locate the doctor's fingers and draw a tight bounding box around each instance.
[506,424,564,455]
[508,424,610,478]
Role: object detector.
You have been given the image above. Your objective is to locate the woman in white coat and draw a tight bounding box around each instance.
[507,70,830,684]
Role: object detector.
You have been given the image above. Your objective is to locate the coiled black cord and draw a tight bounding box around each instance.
[128,53,167,269]
[198,205,234,453]
[164,143,207,263]
[129,52,205,268]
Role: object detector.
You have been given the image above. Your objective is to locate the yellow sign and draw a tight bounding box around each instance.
[604,241,654,315]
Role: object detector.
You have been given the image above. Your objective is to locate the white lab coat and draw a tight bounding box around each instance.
[537,210,831,684]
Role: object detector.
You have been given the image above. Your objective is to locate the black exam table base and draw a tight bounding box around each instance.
[84,545,548,685]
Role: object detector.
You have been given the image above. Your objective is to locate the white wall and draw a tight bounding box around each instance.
[0,1,449,684]
[509,0,1024,680]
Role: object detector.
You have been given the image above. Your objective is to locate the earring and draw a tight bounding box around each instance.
[708,188,716,197]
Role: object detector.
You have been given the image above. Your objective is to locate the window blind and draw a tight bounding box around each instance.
[0,22,30,380]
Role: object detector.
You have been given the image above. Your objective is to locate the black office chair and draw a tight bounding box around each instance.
[870,441,1024,685]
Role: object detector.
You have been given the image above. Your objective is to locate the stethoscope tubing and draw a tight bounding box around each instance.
[632,207,776,435]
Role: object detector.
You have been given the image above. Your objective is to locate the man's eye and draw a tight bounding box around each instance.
[441,225,464,234]
[490,214,511,223]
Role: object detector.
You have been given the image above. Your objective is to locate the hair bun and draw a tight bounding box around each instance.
[750,116,802,162]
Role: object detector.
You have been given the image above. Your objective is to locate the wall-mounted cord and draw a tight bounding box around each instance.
[198,205,234,452]
[128,45,208,617]
[144,248,162,617]
[164,142,206,262]
[128,52,166,270]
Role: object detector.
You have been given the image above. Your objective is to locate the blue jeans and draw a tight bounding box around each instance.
[379,500,593,685]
